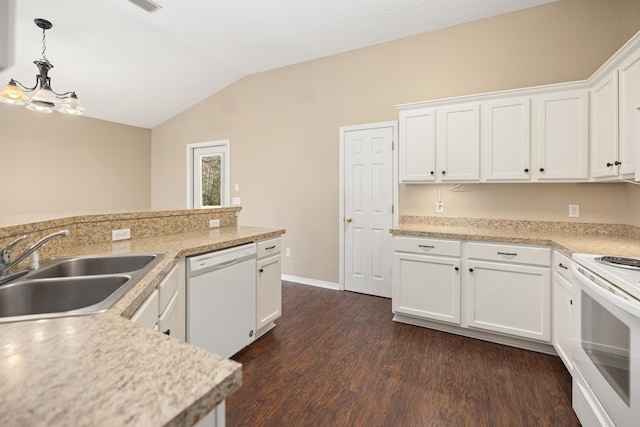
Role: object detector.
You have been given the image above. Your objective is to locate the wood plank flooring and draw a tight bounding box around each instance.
[227,282,580,427]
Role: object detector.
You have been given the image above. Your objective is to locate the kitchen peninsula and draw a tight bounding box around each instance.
[0,208,285,427]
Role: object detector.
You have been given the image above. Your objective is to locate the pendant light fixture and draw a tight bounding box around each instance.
[0,18,85,115]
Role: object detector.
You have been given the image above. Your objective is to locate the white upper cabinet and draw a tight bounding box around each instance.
[618,47,640,177]
[436,103,480,182]
[590,72,620,179]
[399,107,436,182]
[397,30,640,183]
[399,104,479,183]
[482,97,531,181]
[536,89,589,180]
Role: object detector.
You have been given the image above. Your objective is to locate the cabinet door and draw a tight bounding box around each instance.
[482,98,531,181]
[536,90,589,180]
[399,108,436,182]
[257,255,282,330]
[436,103,480,182]
[158,292,180,339]
[552,272,573,373]
[590,72,619,179]
[618,50,640,177]
[392,253,461,324]
[466,260,550,341]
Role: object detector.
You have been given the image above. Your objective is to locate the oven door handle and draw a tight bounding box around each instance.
[575,266,640,317]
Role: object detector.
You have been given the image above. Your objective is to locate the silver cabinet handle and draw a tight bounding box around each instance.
[497,252,517,256]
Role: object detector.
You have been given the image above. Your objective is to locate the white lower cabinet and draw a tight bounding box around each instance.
[131,261,186,342]
[465,259,551,342]
[195,401,226,427]
[552,250,573,373]
[392,237,557,352]
[256,238,282,337]
[392,237,461,325]
[131,289,159,330]
[465,242,551,342]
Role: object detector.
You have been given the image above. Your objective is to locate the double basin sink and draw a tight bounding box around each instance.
[0,252,165,323]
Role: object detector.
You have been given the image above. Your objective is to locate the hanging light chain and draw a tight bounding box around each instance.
[41,27,48,61]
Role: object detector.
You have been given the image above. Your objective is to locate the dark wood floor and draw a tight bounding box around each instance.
[228,282,580,427]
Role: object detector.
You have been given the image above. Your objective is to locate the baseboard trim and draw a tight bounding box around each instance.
[281,274,340,290]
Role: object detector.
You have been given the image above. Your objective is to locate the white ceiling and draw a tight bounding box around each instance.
[1,0,556,129]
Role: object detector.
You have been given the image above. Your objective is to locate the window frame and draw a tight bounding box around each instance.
[186,140,230,209]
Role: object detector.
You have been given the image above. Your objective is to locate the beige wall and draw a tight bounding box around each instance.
[152,0,631,283]
[0,104,151,226]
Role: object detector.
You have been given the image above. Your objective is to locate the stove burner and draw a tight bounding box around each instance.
[595,256,640,270]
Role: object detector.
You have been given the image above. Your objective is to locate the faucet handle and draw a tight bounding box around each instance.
[1,235,27,264]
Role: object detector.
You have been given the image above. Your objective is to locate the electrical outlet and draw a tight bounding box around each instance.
[209,219,220,228]
[112,228,131,241]
[569,204,580,218]
[285,248,291,257]
[436,201,444,213]
[232,197,241,206]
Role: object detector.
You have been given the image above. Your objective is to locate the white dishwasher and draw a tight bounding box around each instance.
[187,243,257,358]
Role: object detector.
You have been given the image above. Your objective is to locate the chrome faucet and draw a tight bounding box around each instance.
[0,230,70,284]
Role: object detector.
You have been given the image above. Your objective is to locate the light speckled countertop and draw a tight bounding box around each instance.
[391,223,640,258]
[0,225,285,427]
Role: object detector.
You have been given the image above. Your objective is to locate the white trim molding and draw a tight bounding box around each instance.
[281,274,340,291]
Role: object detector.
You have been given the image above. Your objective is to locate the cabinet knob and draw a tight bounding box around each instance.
[524,168,529,173]
[607,162,613,167]
[454,267,459,271]
[259,268,264,273]
[615,161,622,166]
[469,268,474,272]
[441,171,446,175]
[430,171,434,175]
[163,329,171,336]
[539,168,545,172]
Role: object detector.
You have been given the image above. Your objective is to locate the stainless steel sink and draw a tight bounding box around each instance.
[27,254,161,279]
[0,252,165,323]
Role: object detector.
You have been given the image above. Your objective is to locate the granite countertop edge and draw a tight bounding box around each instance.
[1,225,285,427]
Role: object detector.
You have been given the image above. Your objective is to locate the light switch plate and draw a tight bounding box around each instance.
[232,197,241,206]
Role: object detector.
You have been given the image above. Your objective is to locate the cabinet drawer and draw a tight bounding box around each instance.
[393,236,461,257]
[467,242,551,266]
[157,264,178,314]
[257,238,281,259]
[552,250,573,283]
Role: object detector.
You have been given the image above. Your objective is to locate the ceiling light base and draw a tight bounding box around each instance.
[34,18,52,30]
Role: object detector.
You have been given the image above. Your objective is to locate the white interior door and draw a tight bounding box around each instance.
[342,124,394,298]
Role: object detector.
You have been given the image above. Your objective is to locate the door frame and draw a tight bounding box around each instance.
[339,121,398,291]
[186,140,231,208]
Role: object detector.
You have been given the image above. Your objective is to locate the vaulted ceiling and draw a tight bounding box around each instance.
[1,0,556,128]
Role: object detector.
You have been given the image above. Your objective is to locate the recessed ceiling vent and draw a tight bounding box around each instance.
[128,0,162,13]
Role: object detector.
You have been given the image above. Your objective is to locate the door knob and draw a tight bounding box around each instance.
[345,217,352,223]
